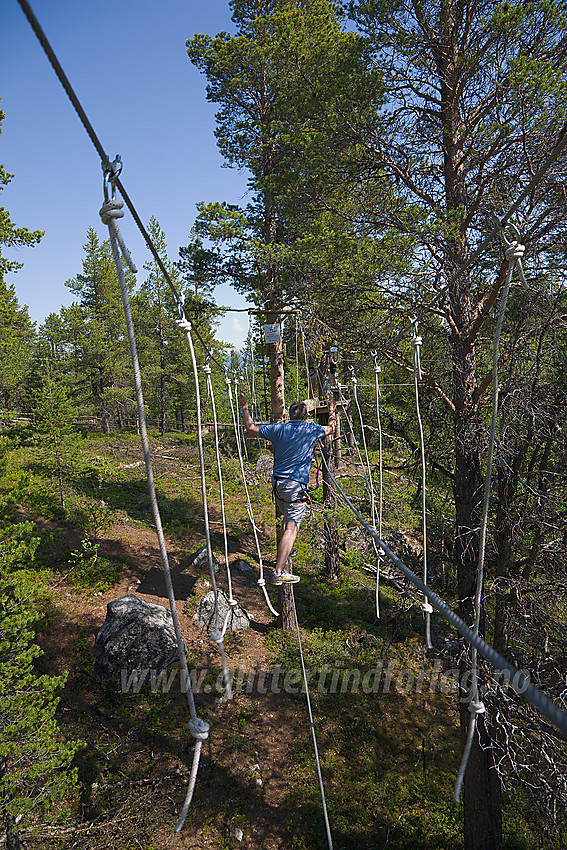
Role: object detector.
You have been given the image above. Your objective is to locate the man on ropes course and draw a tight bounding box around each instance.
[239,393,337,584]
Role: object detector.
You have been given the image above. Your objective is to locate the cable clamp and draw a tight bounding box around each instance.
[422,600,433,614]
[102,155,122,200]
[175,293,186,319]
[210,628,223,645]
[176,317,192,333]
[189,718,210,741]
[468,700,486,716]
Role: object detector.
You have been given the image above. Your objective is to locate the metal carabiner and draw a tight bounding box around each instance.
[102,154,122,202]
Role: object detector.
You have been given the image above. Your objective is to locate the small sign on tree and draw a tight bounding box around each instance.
[263,322,281,345]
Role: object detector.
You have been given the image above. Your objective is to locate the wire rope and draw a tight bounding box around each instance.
[203,364,238,642]
[99,195,209,832]
[454,230,526,802]
[176,318,232,699]
[226,376,279,617]
[291,588,334,850]
[295,314,300,400]
[373,354,384,618]
[315,446,567,739]
[351,371,377,530]
[235,375,262,509]
[410,319,432,650]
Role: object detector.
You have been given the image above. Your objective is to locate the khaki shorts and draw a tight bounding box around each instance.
[272,478,308,524]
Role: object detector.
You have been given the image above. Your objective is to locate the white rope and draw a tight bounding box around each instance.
[350,371,382,569]
[295,314,300,400]
[410,319,432,649]
[373,355,384,618]
[174,729,206,833]
[299,322,311,404]
[291,588,334,850]
[99,194,209,832]
[351,373,377,530]
[454,231,526,802]
[226,376,279,617]
[203,364,238,649]
[176,318,232,700]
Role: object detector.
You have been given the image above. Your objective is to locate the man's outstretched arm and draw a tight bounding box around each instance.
[323,397,337,437]
[238,393,260,436]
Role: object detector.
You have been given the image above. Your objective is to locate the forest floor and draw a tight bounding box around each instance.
[9,428,540,850]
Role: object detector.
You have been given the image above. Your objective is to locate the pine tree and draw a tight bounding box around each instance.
[0,105,41,412]
[63,228,132,431]
[0,436,80,847]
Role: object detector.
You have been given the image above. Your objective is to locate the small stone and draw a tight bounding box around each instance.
[194,589,251,631]
[192,545,221,572]
[233,827,243,842]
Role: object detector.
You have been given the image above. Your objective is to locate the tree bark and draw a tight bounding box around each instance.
[275,496,296,630]
[322,429,340,580]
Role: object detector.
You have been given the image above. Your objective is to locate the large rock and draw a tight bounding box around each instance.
[95,594,183,685]
[194,588,251,631]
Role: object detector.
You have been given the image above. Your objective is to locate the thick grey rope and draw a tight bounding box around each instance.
[410,320,433,649]
[176,318,232,700]
[373,355,384,618]
[203,364,238,640]
[316,447,567,739]
[291,588,334,850]
[454,234,526,801]
[226,377,279,617]
[99,198,209,833]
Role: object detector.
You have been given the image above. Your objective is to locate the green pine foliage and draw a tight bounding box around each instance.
[0,435,81,838]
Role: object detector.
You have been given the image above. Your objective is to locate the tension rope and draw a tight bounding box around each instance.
[98,190,211,832]
[202,362,238,639]
[372,354,384,618]
[410,318,433,650]
[290,587,334,850]
[454,225,527,802]
[315,445,567,739]
[226,376,279,618]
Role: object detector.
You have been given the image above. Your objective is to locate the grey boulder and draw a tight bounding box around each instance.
[95,594,183,685]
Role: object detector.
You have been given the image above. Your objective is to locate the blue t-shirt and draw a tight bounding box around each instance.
[258,420,326,485]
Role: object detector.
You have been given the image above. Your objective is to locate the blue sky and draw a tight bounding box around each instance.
[1,0,251,347]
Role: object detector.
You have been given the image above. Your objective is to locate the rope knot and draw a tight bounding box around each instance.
[176,317,192,334]
[505,240,525,263]
[422,599,433,615]
[189,718,210,741]
[411,335,423,348]
[257,578,266,588]
[99,198,124,225]
[468,700,486,716]
[203,364,212,375]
